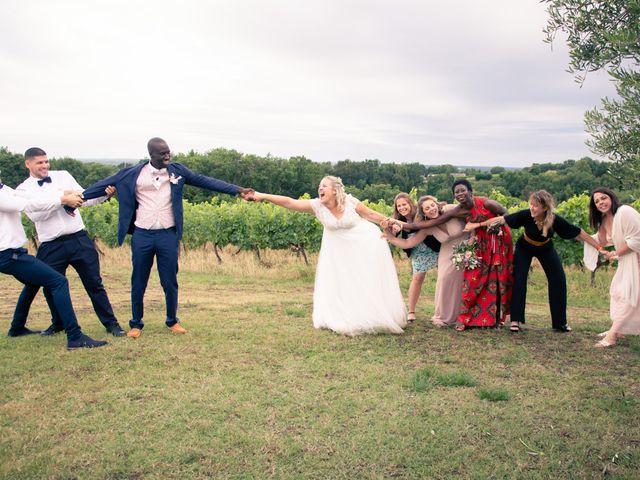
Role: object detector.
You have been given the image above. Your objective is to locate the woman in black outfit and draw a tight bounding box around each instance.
[465,190,601,332]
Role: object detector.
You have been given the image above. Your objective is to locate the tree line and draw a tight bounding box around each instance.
[19,191,639,269]
[0,146,634,206]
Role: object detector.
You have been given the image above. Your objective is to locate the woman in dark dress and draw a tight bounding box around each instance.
[466,190,600,332]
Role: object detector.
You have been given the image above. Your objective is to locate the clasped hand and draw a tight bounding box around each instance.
[381,217,403,231]
[464,219,502,233]
[238,187,256,201]
[61,191,84,208]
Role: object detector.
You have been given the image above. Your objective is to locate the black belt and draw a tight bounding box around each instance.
[44,230,88,244]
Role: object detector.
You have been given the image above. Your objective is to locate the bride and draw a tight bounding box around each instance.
[252,176,406,336]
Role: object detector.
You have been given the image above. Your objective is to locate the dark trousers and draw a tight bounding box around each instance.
[2,248,82,340]
[11,230,117,330]
[511,240,568,328]
[130,227,179,330]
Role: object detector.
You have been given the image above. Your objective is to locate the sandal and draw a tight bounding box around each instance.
[407,311,416,322]
[509,322,521,333]
[455,324,466,331]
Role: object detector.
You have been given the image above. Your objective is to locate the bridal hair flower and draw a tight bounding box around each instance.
[169,173,183,185]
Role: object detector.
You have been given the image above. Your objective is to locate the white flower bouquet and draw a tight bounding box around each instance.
[451,238,481,271]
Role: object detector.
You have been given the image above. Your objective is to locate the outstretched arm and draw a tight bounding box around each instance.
[483,198,507,216]
[575,229,602,250]
[383,229,429,248]
[355,202,389,225]
[404,206,460,231]
[465,216,505,233]
[253,192,314,214]
[0,190,83,213]
[83,171,123,201]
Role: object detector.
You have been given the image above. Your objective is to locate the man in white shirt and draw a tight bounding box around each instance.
[0,176,107,350]
[11,147,125,337]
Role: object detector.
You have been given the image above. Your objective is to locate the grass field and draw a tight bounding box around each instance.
[1,245,639,479]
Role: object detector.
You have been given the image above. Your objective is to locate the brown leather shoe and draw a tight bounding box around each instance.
[127,328,142,338]
[168,323,187,334]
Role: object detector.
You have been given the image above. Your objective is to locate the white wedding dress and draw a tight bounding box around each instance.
[309,195,407,336]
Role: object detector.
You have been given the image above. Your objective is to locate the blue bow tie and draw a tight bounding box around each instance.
[0,183,4,189]
[37,176,52,186]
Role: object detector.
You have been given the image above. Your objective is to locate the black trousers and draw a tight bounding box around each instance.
[511,239,568,328]
[11,230,118,330]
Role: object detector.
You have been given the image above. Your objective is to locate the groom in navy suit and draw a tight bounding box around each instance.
[82,137,254,338]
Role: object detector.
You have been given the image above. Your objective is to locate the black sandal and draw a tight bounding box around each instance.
[509,322,521,333]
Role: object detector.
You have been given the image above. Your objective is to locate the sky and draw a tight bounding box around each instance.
[0,0,617,168]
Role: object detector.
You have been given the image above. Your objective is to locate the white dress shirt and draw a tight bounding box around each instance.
[17,171,106,243]
[0,185,62,251]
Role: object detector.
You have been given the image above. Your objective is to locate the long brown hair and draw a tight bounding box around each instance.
[392,192,417,221]
[529,190,555,237]
[589,187,621,230]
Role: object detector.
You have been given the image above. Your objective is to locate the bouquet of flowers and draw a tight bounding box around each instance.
[451,238,481,271]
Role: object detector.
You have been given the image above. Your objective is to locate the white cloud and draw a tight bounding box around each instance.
[0,0,617,166]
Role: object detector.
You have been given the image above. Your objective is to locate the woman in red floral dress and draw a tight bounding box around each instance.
[456,180,513,329]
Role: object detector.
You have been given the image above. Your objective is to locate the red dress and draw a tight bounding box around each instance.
[458,197,513,327]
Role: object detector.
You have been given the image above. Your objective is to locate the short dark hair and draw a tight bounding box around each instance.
[451,179,473,193]
[24,147,47,160]
[589,187,620,230]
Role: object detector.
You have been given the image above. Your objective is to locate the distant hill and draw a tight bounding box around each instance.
[78,158,140,165]
[455,165,521,172]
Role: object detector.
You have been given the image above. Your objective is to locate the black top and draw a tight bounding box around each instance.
[504,209,580,243]
[397,229,441,257]
[424,234,441,252]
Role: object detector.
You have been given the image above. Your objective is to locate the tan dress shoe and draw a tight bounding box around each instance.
[169,324,187,334]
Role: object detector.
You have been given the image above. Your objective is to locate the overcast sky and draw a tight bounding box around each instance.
[0,0,616,167]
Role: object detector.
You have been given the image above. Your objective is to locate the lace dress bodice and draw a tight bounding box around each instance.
[310,195,361,230]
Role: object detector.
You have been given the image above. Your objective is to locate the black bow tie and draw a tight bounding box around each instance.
[37,176,52,186]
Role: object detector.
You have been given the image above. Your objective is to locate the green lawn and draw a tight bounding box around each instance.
[1,247,638,479]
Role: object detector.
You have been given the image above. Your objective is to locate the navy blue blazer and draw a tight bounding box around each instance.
[83,162,240,245]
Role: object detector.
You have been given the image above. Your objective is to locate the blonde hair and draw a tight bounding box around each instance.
[529,190,556,237]
[322,175,347,212]
[415,195,445,222]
